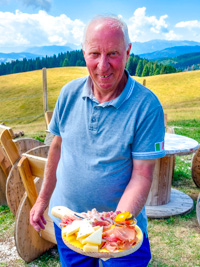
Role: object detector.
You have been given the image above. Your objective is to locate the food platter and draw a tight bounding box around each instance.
[51,206,143,258]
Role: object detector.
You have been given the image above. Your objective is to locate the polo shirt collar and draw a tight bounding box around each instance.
[82,70,135,109]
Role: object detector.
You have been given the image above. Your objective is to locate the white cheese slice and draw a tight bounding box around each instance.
[82,226,103,245]
[76,221,94,239]
[62,220,83,237]
[83,243,99,252]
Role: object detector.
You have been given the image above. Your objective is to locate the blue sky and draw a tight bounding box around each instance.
[0,0,200,52]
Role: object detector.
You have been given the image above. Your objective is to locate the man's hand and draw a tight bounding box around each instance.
[30,197,48,232]
[29,135,62,232]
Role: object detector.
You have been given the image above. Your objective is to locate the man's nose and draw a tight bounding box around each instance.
[98,55,109,71]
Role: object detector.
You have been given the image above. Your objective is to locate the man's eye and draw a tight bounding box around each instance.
[110,52,117,56]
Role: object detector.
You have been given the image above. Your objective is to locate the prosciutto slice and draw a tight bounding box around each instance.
[102,226,137,252]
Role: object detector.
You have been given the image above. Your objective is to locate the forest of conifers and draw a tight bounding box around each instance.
[0,49,177,76]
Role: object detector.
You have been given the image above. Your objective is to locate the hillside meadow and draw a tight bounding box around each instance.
[0,67,200,137]
[0,67,200,266]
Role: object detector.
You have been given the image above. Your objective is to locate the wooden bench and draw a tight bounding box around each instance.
[0,125,14,205]
[0,128,45,214]
[16,153,56,262]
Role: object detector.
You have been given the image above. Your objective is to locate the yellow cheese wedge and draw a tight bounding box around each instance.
[83,243,99,252]
[82,226,103,245]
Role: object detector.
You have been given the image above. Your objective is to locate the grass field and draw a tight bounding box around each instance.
[0,67,200,266]
[0,67,200,137]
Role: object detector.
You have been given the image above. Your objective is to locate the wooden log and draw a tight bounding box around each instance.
[146,156,174,205]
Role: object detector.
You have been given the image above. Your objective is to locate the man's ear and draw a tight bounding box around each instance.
[126,43,132,60]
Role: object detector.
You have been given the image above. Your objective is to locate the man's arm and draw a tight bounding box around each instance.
[30,135,62,232]
[116,158,156,216]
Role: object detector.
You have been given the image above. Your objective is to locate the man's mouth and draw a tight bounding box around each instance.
[100,74,111,78]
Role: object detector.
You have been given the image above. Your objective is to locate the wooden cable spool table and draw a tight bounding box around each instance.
[146,133,199,219]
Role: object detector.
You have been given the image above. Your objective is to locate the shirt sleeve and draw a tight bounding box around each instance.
[131,106,166,159]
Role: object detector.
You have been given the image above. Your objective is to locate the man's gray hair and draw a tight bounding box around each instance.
[82,14,131,50]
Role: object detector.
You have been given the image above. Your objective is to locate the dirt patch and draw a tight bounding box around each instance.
[0,236,23,266]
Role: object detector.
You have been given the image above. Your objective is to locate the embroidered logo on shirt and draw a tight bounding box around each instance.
[155,141,164,151]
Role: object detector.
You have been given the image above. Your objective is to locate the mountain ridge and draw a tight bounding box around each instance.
[1,40,200,64]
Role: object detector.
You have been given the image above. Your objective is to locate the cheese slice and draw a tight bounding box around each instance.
[63,220,83,237]
[76,221,94,239]
[82,226,103,245]
[83,243,99,252]
[78,226,101,244]
[93,226,100,231]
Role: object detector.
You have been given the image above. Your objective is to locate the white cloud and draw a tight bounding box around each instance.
[127,7,169,42]
[165,30,181,41]
[0,10,85,49]
[175,20,200,41]
[176,20,200,29]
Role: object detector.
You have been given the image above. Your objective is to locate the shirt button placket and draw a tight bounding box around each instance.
[89,106,100,132]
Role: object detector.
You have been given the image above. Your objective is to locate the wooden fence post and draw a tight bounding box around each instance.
[143,79,146,86]
[42,68,48,113]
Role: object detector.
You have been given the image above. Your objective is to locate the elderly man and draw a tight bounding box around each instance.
[30,15,165,267]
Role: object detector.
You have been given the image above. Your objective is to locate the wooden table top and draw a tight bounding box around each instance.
[164,133,199,156]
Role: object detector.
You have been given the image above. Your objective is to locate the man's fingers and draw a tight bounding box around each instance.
[41,215,47,225]
[37,219,46,230]
[30,209,46,232]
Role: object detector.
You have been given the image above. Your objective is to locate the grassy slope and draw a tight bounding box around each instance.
[0,67,200,136]
[135,70,200,122]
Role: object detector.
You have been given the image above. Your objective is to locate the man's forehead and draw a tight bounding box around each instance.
[85,20,123,43]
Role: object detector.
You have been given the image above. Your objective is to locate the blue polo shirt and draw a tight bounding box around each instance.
[48,72,165,236]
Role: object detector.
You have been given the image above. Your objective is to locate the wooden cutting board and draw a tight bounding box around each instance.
[51,206,143,258]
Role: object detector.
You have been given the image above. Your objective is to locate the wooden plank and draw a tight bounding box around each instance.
[0,125,15,138]
[0,129,20,165]
[18,156,38,207]
[42,67,48,113]
[45,111,53,126]
[22,153,47,178]
[0,145,12,176]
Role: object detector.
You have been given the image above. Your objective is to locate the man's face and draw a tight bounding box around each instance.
[83,21,131,96]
